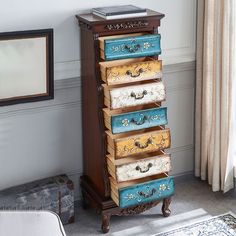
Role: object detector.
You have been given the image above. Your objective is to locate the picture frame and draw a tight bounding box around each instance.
[0,29,54,106]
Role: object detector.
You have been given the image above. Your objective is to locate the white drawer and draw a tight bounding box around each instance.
[103,81,166,109]
[107,151,171,182]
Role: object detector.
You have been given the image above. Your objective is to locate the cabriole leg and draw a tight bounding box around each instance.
[162,197,171,217]
[101,212,111,234]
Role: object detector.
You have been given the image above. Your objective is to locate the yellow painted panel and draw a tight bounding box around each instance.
[106,60,162,85]
[115,129,170,158]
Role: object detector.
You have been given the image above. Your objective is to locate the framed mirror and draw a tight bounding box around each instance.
[0,29,54,106]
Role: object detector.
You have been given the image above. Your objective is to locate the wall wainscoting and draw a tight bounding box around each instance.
[0,61,195,200]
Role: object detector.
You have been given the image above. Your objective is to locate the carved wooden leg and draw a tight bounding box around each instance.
[162,197,171,217]
[101,212,111,234]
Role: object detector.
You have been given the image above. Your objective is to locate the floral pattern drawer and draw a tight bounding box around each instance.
[100,57,162,85]
[103,81,166,110]
[107,128,171,159]
[110,174,174,208]
[104,106,168,134]
[99,33,161,60]
[107,151,171,182]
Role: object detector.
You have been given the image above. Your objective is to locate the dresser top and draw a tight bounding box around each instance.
[76,9,165,25]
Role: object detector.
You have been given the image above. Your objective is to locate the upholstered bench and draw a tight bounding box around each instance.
[0,211,66,236]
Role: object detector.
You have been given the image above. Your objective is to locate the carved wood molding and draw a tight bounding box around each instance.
[114,200,160,216]
[105,21,149,31]
[79,21,92,30]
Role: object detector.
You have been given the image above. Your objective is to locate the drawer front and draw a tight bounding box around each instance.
[104,34,161,60]
[111,107,168,134]
[104,60,162,85]
[114,129,171,158]
[109,81,166,109]
[119,176,174,208]
[116,154,171,182]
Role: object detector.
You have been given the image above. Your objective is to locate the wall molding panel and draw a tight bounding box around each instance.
[0,61,195,118]
[0,78,81,118]
[54,61,81,81]
[54,76,81,90]
[0,61,195,200]
[169,144,194,154]
[163,61,195,74]
[53,60,196,81]
[160,0,197,65]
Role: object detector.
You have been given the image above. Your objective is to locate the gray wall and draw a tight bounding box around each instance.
[0,0,196,78]
[0,62,195,200]
[0,0,196,200]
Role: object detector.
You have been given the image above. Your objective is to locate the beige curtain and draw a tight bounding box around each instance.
[195,0,236,192]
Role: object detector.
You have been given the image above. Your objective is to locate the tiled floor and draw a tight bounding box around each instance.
[65,175,236,235]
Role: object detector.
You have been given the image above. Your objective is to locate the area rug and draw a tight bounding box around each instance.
[155,212,236,236]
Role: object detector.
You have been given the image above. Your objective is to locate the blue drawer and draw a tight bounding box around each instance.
[104,107,168,134]
[111,175,174,208]
[101,34,161,60]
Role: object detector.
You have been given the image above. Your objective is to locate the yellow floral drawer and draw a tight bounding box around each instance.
[99,57,162,85]
[107,127,171,159]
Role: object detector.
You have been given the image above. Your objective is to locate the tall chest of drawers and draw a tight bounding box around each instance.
[76,9,174,233]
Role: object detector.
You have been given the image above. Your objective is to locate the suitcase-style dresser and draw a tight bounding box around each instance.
[76,9,174,233]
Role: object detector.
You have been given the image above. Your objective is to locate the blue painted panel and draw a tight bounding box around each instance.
[119,176,174,208]
[104,34,161,60]
[111,107,168,134]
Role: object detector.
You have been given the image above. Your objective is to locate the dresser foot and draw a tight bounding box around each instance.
[162,197,171,217]
[101,212,111,234]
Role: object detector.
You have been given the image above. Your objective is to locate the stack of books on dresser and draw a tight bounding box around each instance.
[92,5,147,20]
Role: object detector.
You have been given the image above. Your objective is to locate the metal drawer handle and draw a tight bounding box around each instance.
[126,68,144,78]
[138,188,157,198]
[135,163,153,173]
[124,44,141,53]
[130,90,147,100]
[131,115,147,125]
[135,138,152,149]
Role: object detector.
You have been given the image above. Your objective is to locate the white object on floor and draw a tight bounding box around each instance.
[0,211,66,236]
